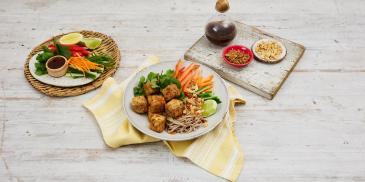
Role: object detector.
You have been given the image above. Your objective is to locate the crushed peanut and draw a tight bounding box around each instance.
[255,40,283,61]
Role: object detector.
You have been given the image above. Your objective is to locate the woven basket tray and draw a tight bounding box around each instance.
[24,30,121,97]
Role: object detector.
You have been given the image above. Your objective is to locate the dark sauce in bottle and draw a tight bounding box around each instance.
[47,57,66,69]
[205,21,236,46]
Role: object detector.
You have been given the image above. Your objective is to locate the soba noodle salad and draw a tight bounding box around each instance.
[130,60,221,134]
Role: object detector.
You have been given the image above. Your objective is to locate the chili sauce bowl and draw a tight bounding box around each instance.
[222,45,253,68]
[46,55,69,77]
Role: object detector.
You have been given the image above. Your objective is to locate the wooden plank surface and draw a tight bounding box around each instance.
[185,22,305,100]
[1,0,365,181]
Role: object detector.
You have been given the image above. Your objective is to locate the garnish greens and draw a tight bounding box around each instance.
[34,39,71,76]
[66,67,99,80]
[86,54,115,68]
[53,39,71,59]
[198,91,221,104]
[146,72,159,89]
[133,69,182,96]
[35,46,54,75]
[159,69,181,89]
[133,76,146,96]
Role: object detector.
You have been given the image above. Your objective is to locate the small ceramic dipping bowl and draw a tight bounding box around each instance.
[46,55,68,77]
[222,45,254,68]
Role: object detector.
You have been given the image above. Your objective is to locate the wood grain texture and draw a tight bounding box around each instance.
[1,0,365,181]
[184,22,305,100]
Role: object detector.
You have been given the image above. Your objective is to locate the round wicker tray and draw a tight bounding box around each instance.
[24,30,121,97]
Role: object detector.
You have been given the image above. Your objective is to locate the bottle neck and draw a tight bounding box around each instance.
[209,12,233,22]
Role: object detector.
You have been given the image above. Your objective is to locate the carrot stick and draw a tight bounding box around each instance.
[200,81,213,88]
[181,72,195,89]
[196,75,203,86]
[178,63,194,80]
[179,64,199,81]
[193,69,201,82]
[174,59,184,78]
[201,74,213,83]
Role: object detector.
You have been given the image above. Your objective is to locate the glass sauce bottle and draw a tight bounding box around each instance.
[205,0,236,46]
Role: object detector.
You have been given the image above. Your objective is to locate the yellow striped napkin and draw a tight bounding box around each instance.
[83,56,246,181]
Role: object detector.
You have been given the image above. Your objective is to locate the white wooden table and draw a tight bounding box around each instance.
[1,0,365,181]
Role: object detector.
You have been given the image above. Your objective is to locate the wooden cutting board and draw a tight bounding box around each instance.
[184,21,305,100]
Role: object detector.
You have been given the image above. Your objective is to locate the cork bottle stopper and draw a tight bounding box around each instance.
[215,0,230,13]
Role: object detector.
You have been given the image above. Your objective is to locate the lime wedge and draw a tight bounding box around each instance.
[59,33,83,45]
[202,99,218,117]
[82,38,102,49]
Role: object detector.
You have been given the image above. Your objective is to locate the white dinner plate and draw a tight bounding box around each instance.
[28,54,100,87]
[123,61,229,141]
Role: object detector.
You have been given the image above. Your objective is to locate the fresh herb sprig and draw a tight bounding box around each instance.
[86,54,115,68]
[198,91,221,104]
[159,69,181,89]
[133,69,182,96]
[133,76,146,96]
[35,46,54,75]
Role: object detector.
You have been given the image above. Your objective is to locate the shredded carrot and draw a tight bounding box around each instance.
[68,56,102,73]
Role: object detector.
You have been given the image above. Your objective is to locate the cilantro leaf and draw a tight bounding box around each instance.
[198,91,221,104]
[159,69,181,89]
[146,72,159,89]
[36,46,54,63]
[35,62,47,75]
[34,46,54,75]
[132,69,183,98]
[133,76,146,96]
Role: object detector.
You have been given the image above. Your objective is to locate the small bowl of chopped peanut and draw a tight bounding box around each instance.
[251,39,287,64]
[222,45,254,68]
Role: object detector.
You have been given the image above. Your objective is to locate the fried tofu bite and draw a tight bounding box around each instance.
[161,84,180,101]
[149,113,166,133]
[143,82,158,95]
[131,96,148,114]
[148,95,166,113]
[147,95,153,105]
[165,99,184,118]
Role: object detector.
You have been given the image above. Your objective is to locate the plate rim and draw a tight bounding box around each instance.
[123,61,229,141]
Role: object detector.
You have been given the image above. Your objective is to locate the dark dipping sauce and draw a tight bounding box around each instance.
[47,57,66,69]
[205,21,237,46]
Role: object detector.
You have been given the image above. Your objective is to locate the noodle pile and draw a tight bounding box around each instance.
[166,115,207,134]
[166,85,208,134]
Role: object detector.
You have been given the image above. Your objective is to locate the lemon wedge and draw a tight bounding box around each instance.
[59,33,83,45]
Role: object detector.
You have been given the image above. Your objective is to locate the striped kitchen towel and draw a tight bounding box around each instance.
[83,56,246,181]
